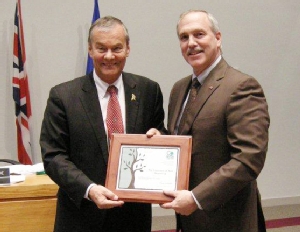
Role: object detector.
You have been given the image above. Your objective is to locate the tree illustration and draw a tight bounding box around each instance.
[123,148,146,189]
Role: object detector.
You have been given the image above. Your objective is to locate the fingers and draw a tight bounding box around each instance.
[163,190,177,197]
[89,185,124,209]
[160,190,176,209]
[101,187,119,201]
[160,190,198,216]
[146,128,161,137]
[160,202,173,209]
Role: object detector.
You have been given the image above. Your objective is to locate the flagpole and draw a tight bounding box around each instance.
[13,0,33,164]
[86,0,100,75]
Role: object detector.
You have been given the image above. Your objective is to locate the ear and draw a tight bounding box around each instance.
[88,44,93,57]
[215,32,222,48]
[126,44,130,57]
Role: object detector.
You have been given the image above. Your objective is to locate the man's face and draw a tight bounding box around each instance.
[88,24,130,84]
[178,12,221,76]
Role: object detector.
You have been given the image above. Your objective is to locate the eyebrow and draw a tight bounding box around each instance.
[94,43,124,49]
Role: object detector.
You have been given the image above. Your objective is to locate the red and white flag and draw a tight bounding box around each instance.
[12,0,33,165]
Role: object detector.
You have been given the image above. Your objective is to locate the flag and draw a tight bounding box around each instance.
[12,0,33,165]
[86,0,100,75]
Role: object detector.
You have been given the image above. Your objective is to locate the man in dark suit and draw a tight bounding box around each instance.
[147,10,270,232]
[40,16,166,232]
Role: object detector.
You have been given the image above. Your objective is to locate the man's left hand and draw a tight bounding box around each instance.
[160,190,198,215]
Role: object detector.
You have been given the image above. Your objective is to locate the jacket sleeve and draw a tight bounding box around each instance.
[40,86,93,208]
[153,82,168,134]
[192,77,270,211]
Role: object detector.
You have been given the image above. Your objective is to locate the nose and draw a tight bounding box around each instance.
[104,49,115,60]
[188,36,197,47]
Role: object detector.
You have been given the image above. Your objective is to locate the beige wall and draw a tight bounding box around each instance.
[1,0,299,205]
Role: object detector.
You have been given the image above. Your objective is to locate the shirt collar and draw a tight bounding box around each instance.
[93,70,123,98]
[193,55,222,84]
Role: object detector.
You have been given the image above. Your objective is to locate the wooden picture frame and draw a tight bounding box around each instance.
[105,134,192,203]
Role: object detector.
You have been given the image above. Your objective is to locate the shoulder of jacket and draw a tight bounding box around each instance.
[174,75,191,87]
[51,75,88,92]
[123,72,159,86]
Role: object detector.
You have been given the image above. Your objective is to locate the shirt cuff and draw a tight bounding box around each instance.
[191,191,203,210]
[84,183,97,200]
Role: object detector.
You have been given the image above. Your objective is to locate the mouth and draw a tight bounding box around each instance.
[102,62,117,68]
[187,47,203,56]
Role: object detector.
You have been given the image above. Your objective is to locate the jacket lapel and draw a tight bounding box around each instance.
[122,72,140,134]
[179,59,228,135]
[79,74,109,164]
[168,75,191,135]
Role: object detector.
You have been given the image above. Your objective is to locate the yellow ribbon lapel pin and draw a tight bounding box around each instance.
[131,94,136,101]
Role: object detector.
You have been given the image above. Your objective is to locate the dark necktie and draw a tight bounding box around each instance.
[106,85,124,139]
[178,78,201,134]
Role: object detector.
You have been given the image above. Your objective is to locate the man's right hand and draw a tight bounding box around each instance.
[88,185,124,209]
[146,128,161,137]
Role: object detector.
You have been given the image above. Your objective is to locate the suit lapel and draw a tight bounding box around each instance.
[179,59,228,135]
[79,74,109,164]
[122,72,140,134]
[168,76,191,135]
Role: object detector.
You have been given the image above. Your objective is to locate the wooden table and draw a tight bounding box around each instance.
[0,174,58,232]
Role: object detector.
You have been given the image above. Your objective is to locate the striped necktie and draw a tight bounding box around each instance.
[178,78,201,134]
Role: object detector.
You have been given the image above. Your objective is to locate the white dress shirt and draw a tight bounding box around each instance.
[85,71,127,199]
[175,55,222,209]
[93,70,126,135]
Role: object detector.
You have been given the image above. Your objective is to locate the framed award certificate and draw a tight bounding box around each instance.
[105,134,192,203]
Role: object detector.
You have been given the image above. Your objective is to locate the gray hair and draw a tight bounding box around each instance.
[88,16,130,45]
[176,10,220,37]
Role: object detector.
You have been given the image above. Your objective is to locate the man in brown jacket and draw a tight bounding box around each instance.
[147,10,269,232]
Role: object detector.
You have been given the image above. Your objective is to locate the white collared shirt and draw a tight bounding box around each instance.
[182,55,222,210]
[85,71,127,199]
[93,70,126,135]
[174,55,222,134]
